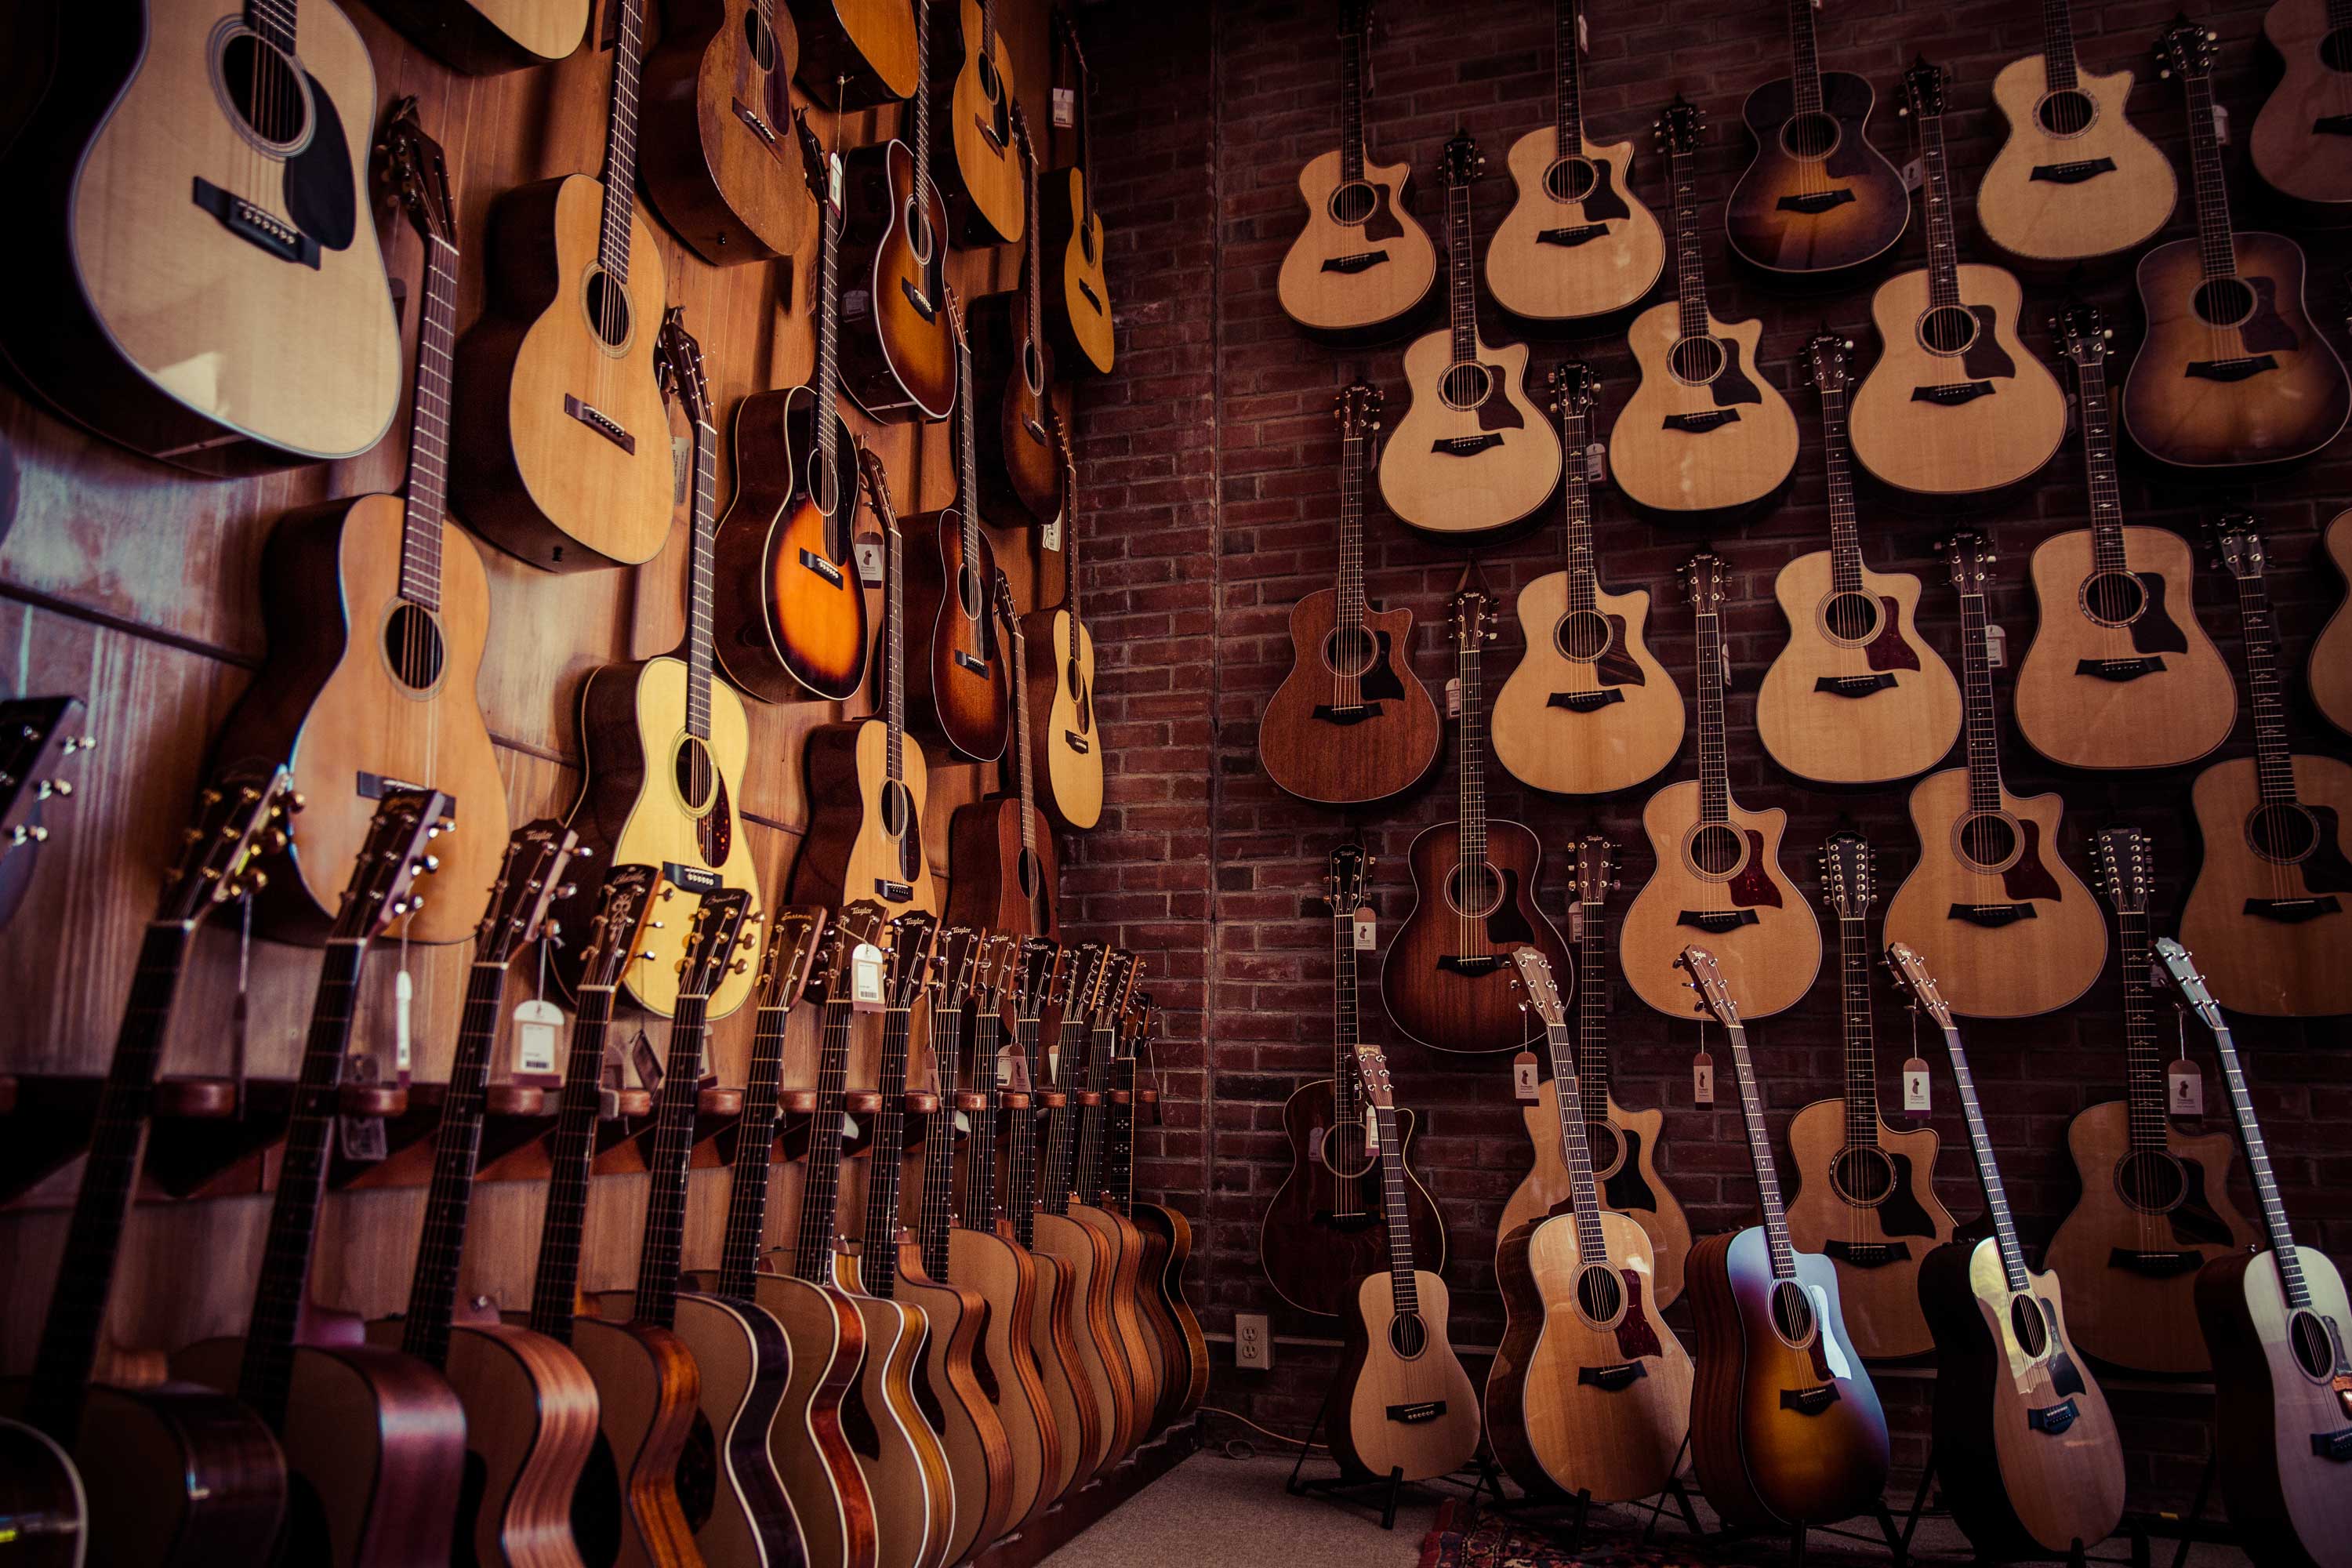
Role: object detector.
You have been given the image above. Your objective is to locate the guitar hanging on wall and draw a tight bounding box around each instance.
[968,107,1071,529]
[640,0,811,264]
[931,0,1027,245]
[1043,13,1116,377]
[837,0,957,423]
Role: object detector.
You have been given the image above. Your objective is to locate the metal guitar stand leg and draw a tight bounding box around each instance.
[1899,1443,1938,1553]
[1281,1368,1407,1530]
[1643,1434,1697,1544]
[1282,1374,1340,1496]
[2166,1450,2218,1568]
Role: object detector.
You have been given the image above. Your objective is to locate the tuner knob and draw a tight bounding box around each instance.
[659,886,677,901]
[38,779,71,799]
[639,949,660,961]
[27,825,47,843]
[405,893,426,911]
[556,884,578,900]
[247,869,269,893]
[731,959,751,975]
[418,854,441,875]
[574,846,593,861]
[289,793,307,813]
[650,920,666,931]
[61,735,95,755]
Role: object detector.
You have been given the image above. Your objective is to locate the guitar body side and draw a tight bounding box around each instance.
[833,1269,950,1568]
[2196,1247,2352,1568]
[1497,1085,1691,1309]
[1132,1201,1208,1427]
[946,1225,1058,1536]
[1072,1203,1158,1454]
[2252,0,2352,209]
[1028,1212,1126,1476]
[557,1317,701,1568]
[1261,1085,1446,1318]
[1757,552,1959,785]
[1260,591,1440,804]
[1377,329,1561,538]
[2312,511,2352,738]
[1486,128,1665,323]
[750,1272,877,1568]
[655,1291,802,1568]
[1012,1236,1102,1501]
[1783,1102,1953,1362]
[1619,782,1821,1020]
[1610,303,1798,517]
[893,1250,1011,1568]
[1329,1272,1480,1484]
[1493,573,1684,796]
[1978,56,2176,264]
[1849,264,2067,498]
[1276,151,1439,337]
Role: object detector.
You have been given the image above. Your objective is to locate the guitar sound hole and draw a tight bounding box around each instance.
[1689,822,1744,878]
[881,777,913,838]
[1388,1312,1429,1359]
[2194,278,2256,329]
[1446,861,1503,920]
[221,32,308,147]
[1545,157,1599,203]
[1920,305,1980,355]
[1575,1262,1624,1323]
[958,561,985,622]
[1668,335,1726,384]
[1320,1120,1375,1178]
[2116,1149,2188,1214]
[583,269,633,349]
[2324,27,2352,71]
[2288,1308,2334,1379]
[1823,590,1881,643]
[1556,609,1613,662]
[2010,1294,2050,1357]
[383,603,446,692]
[1769,1279,1817,1345]
[740,8,779,71]
[1781,111,1841,160]
[674,735,716,814]
[1955,811,2019,873]
[977,49,1004,102]
[1440,362,1493,409]
[2248,802,2320,864]
[1018,848,1043,900]
[2081,569,2147,626]
[1323,625,1377,679]
[1328,180,1377,226]
[2036,89,2096,136]
[1022,339,1046,394]
[1831,1145,1896,1206]
[1584,1120,1624,1174]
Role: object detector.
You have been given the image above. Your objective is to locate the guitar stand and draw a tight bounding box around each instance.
[1640,1437,1908,1568]
[1280,1374,1408,1529]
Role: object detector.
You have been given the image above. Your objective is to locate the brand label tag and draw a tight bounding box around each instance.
[1902,1056,1932,1113]
[514,999,564,1082]
[1445,677,1461,717]
[1901,158,1924,191]
[1984,622,2007,667]
[853,533,885,586]
[1512,1051,1541,1101]
[1353,907,1377,950]
[1053,86,1076,127]
[632,1029,661,1095]
[2212,103,2228,143]
[1042,519,1062,553]
[2169,1059,2205,1116]
[1692,1054,1715,1105]
[671,436,691,506]
[851,942,887,1011]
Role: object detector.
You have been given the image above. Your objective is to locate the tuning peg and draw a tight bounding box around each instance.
[405,893,426,913]
[556,883,578,901]
[659,885,677,901]
[649,919,666,931]
[36,779,71,799]
[416,854,441,876]
[246,869,269,893]
[639,948,660,962]
[289,792,307,814]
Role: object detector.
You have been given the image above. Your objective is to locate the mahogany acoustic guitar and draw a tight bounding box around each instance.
[967,107,1069,528]
[2251,0,2352,216]
[1114,999,1210,1431]
[1072,952,1163,1452]
[640,0,811,263]
[1679,946,1891,1532]
[947,576,1059,937]
[786,0,917,110]
[367,0,586,75]
[837,0,956,423]
[2163,940,2352,1568]
[1492,365,1685,798]
[1261,385,1442,805]
[1886,946,2129,1562]
[931,0,1025,245]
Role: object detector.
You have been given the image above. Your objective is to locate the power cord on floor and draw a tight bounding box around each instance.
[1199,1404,1330,1460]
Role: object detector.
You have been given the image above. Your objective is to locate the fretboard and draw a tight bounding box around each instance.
[2226,564,2299,806]
[1445,176,1479,365]
[400,956,514,1369]
[1574,895,1613,1124]
[27,923,198,1443]
[1455,618,1490,869]
[2116,906,2168,1154]
[1105,1049,1138,1212]
[858,1000,917,1300]
[2074,351,2128,568]
[1787,0,1825,115]
[684,410,717,744]
[398,233,460,613]
[909,0,935,217]
[1040,1013,1084,1218]
[1835,915,1882,1151]
[246,0,297,58]
[526,982,621,1342]
[1817,382,1864,592]
[963,1003,1005,1230]
[1376,1105,1421,1316]
[1339,26,1367,183]
[1554,0,1587,156]
[789,993,858,1283]
[1022,140,1044,357]
[1075,1019,1116,1207]
[717,993,794,1303]
[919,991,965,1282]
[1722,1020,1797,1278]
[1694,604,1730,822]
[631,995,715,1330]
[1337,430,1368,635]
[598,0,648,285]
[2177,70,2239,281]
[884,511,907,787]
[1560,408,1597,611]
[956,327,984,585]
[1935,1021,2030,1290]
[1330,908,1365,1221]
[2040,0,2080,93]
[813,190,846,517]
[1669,148,1711,340]
[1007,1007,1047,1247]
[1955,588,2005,814]
[1540,1022,1609,1263]
[1915,107,1964,310]
[1008,612,1038,855]
[2197,1000,2307,1304]
[238,940,372,1430]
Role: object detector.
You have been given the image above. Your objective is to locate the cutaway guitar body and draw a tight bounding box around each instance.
[2252,0,2352,212]
[1486,129,1664,324]
[1261,1086,1446,1319]
[1497,1087,1690,1310]
[1610,304,1797,517]
[1261,593,1440,804]
[1379,330,1560,539]
[1619,783,1820,1020]
[1849,265,2067,498]
[946,1226,1057,1534]
[1029,1211,1127,1476]
[1493,575,1683,796]
[1381,821,1573,1053]
[1277,152,1438,338]
[1783,1104,1953,1361]
[2197,1246,2352,1568]
[892,1248,1010,1568]
[629,1288,799,1568]
[1329,1272,1481,1484]
[1757,554,1958,786]
[832,1259,951,1568]
[1977,56,2174,265]
[748,1272,875,1568]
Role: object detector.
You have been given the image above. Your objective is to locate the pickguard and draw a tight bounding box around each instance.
[284,72,358,252]
[1322,630,1408,711]
[2305,808,2352,892]
[1864,598,1921,673]
[1727,830,1784,908]
[1474,376,1526,433]
[1577,159,1630,223]
[1613,1271,1664,1359]
[2122,573,2188,655]
[1592,616,1645,686]
[2168,1159,2238,1248]
[1874,1151,1940,1239]
[1713,339,1764,408]
[1956,305,2016,383]
[1599,1127,1658,1214]
[2239,276,2302,358]
[697,775,733,866]
[2001,818,2063,904]
[1436,868,1537,972]
[1364,182,1404,245]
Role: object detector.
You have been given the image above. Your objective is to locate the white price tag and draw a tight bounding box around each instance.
[1041,518,1062,554]
[1445,677,1461,717]
[671,436,691,506]
[1000,1045,1032,1094]
[853,534,884,586]
[2169,1059,2205,1116]
[394,968,415,1076]
[1584,441,1605,483]
[514,999,564,1080]
[1352,907,1377,950]
[1052,86,1076,128]
[1692,1054,1715,1105]
[1902,1057,1932,1113]
[1512,1051,1540,1101]
[1984,622,2007,668]
[1576,12,1588,50]
[1901,158,1924,192]
[851,942,887,1011]
[2211,103,2228,144]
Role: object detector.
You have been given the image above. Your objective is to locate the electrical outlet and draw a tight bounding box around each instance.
[1234,1312,1272,1370]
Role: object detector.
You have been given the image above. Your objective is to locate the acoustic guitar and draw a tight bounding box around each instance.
[1042,16,1115,377]
[1072,952,1163,1448]
[1262,844,1446,1317]
[1497,837,1691,1309]
[1378,133,1561,539]
[1619,554,1821,1022]
[1610,100,1798,520]
[1380,586,1575,1054]
[3,774,293,1568]
[450,0,676,572]
[713,115,870,706]
[212,100,510,949]
[546,313,764,1019]
[1722,0,1909,276]
[1976,0,2175,265]
[1328,1034,1483,1486]
[1849,61,2067,500]
[1022,450,1103,832]
[365,824,601,1568]
[947,576,1059,936]
[2048,826,2256,1376]
[366,0,586,75]
[1493,365,1684,797]
[1485,0,1664,324]
[2180,519,2352,1017]
[1113,998,1209,1431]
[2016,302,2238,771]
[1886,945,2129,1560]
[172,791,469,1568]
[1787,833,1956,1363]
[1276,1,1438,339]
[2251,0,2352,216]
[837,0,956,423]
[786,0,917,110]
[1486,946,1691,1505]
[2163,940,2352,1568]
[641,0,808,266]
[2315,506,2352,736]
[931,0,1025,245]
[1881,534,2107,1019]
[1261,385,1442,805]
[1678,946,1891,1531]
[967,108,1069,529]
[0,696,93,936]
[790,448,939,915]
[2125,21,2350,472]
[0,0,401,473]
[1757,335,1959,786]
[904,298,1013,763]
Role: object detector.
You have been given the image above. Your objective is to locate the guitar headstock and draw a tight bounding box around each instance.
[1573,835,1616,905]
[2209,514,2265,582]
[575,864,663,993]
[1008,100,1033,165]
[157,766,297,925]
[1653,96,1704,156]
[1897,56,1950,118]
[793,109,840,212]
[1679,551,1729,611]
[1439,131,1483,188]
[931,925,984,1013]
[1327,841,1372,912]
[2053,299,2112,368]
[1804,332,1854,392]
[379,97,457,251]
[2092,824,2151,915]
[473,821,583,965]
[1450,585,1496,649]
[1339,0,1374,38]
[807,900,886,1007]
[1335,383,1383,438]
[1350,1035,1396,1111]
[1675,945,1740,1027]
[2151,937,2227,1035]
[1065,942,1110,1024]
[753,905,829,1011]
[675,888,754,1006]
[2154,15,2217,82]
[332,789,452,943]
[1508,947,1569,1032]
[1548,361,1599,419]
[1882,942,1956,1030]
[1102,949,1144,1023]
[1819,832,1875,919]
[885,910,939,1007]
[855,441,900,535]
[656,308,712,428]
[1940,531,1995,595]
[2,696,93,858]
[1015,936,1061,1021]
[972,931,1021,1019]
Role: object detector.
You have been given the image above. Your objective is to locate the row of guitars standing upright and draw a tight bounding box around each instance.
[6,772,1203,1568]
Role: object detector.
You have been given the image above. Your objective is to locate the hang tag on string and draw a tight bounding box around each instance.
[632,1029,662,1096]
[1984,622,2007,668]
[1445,677,1461,718]
[2169,1007,2204,1116]
[851,940,887,1011]
[1901,1001,1930,1113]
[1692,1021,1714,1105]
[1512,1051,1540,1102]
[515,933,563,1085]
[231,891,254,1114]
[1352,906,1377,951]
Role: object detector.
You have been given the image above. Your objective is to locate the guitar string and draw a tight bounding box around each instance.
[2229,550,2296,909]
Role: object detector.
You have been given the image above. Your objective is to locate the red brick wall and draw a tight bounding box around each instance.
[1069,0,2352,1509]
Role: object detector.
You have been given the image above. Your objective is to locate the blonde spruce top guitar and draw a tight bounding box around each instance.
[1276,1,1437,338]
[1377,133,1561,539]
[1492,364,1684,797]
[1881,534,2107,1019]
[368,0,587,75]
[2016,302,2236,771]
[1757,333,1960,786]
[1976,0,2176,264]
[1849,60,2067,500]
[1483,0,1663,325]
[1608,100,1797,520]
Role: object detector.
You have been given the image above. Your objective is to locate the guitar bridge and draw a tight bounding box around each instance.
[1433,434,1504,456]
[1823,1240,1910,1268]
[2315,114,2352,136]
[1578,1363,1647,1391]
[1062,731,1091,755]
[2107,1247,2204,1279]
[2245,896,2341,923]
[1663,410,1740,434]
[1912,382,1995,406]
[1436,954,1505,977]
[873,878,915,904]
[1777,189,1853,215]
[1780,1384,1842,1414]
[1321,252,1389,275]
[2187,356,2279,383]
[799,549,845,587]
[192,177,321,268]
[2076,656,2165,681]
[899,275,939,322]
[564,395,637,455]
[2029,1399,2080,1435]
[1547,690,1625,713]
[1949,902,2036,927]
[1385,1401,1444,1425]
[953,650,989,676]
[2311,1428,2352,1461]
[732,100,781,151]
[1677,909,1759,933]
[1311,702,1382,724]
[1538,223,1609,248]
[1815,673,1896,697]
[2030,158,2116,184]
[1310,1211,1379,1233]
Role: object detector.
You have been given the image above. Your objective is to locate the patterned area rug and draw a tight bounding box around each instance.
[1417,1502,1894,1568]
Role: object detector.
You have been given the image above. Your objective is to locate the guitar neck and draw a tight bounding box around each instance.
[1374,1105,1421,1313]
[1040,1016,1084,1217]
[2074,352,2129,565]
[631,995,715,1330]
[1539,1021,1609,1262]
[1835,915,1882,1149]
[1916,109,1965,307]
[789,996,859,1283]
[1721,1019,1798,1278]
[1009,614,1038,848]
[858,1001,917,1298]
[400,956,514,1368]
[1106,1048,1138,1212]
[814,195,846,494]
[1338,21,1367,182]
[527,983,621,1341]
[684,411,718,744]
[1560,408,1596,610]
[884,510,908,786]
[1076,1021,1116,1206]
[1023,141,1044,351]
[2194,1000,2308,1301]
[1934,1018,2032,1289]
[1669,148,1711,335]
[1445,176,1479,363]
[919,996,964,1281]
[1337,430,1367,636]
[2177,70,2239,281]
[1694,604,1729,822]
[1330,906,1365,1220]
[716,998,794,1302]
[2040,0,2080,91]
[597,0,648,285]
[1574,896,1613,1120]
[956,332,982,565]
[2115,906,2169,1152]
[27,922,198,1442]
[1786,0,1824,112]
[238,939,372,1428]
[964,1007,1005,1232]
[1955,587,2006,811]
[909,0,935,198]
[1456,624,1489,862]
[1007,1010,1047,1245]
[398,229,462,612]
[1817,381,1864,588]
[2227,564,2300,805]
[1555,0,1587,154]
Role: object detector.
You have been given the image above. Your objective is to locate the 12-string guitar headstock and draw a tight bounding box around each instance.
[1819,832,1875,920]
[2151,937,2227,1036]
[2092,824,2151,916]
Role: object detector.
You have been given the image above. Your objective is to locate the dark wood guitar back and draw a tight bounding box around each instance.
[1259,1084,1446,1317]
[1381,822,1571,1053]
